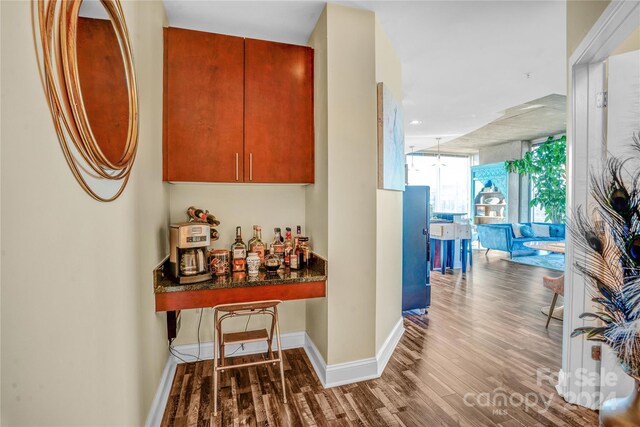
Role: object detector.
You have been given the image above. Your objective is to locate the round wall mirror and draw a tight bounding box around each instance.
[34,0,138,201]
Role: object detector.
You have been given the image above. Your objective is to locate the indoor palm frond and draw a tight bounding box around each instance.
[571,133,640,381]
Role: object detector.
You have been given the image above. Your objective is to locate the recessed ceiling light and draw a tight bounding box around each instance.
[409,120,422,125]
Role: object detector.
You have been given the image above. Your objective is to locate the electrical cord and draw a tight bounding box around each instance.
[168,308,205,362]
[226,315,252,357]
[196,307,203,361]
[168,310,254,363]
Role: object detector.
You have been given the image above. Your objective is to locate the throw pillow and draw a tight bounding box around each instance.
[531,224,551,237]
[512,223,523,238]
[521,225,535,238]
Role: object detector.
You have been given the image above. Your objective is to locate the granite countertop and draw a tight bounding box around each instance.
[154,253,327,293]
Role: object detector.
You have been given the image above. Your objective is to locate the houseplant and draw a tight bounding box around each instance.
[570,135,640,426]
[505,136,566,223]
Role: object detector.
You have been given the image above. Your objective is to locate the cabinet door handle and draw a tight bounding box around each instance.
[250,153,253,181]
[235,153,239,181]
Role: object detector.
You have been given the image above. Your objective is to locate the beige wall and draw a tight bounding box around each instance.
[167,184,307,344]
[567,0,611,58]
[324,4,378,365]
[305,4,404,365]
[1,0,169,425]
[305,7,330,360]
[374,19,403,354]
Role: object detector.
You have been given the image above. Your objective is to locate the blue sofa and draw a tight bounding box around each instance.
[477,222,565,257]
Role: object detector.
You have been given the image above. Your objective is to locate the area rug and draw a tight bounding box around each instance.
[505,253,565,272]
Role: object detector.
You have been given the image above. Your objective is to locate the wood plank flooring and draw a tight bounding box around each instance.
[161,250,598,426]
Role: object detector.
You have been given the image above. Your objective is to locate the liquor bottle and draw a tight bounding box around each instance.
[283,227,293,267]
[231,226,247,272]
[249,226,266,265]
[247,225,258,250]
[290,239,300,270]
[298,237,310,268]
[294,225,302,248]
[272,228,285,268]
[265,246,280,272]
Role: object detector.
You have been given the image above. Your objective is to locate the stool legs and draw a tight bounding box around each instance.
[268,315,276,362]
[213,312,219,416]
[546,293,559,328]
[274,307,287,404]
[212,302,287,416]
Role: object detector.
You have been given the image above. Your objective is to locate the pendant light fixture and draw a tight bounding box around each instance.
[432,137,446,168]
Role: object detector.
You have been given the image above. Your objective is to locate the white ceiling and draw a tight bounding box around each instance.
[164,1,326,45]
[163,0,567,152]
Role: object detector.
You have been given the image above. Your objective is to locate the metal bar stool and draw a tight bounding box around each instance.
[212,300,287,415]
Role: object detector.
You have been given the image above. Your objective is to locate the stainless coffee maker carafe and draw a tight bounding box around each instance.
[169,223,212,284]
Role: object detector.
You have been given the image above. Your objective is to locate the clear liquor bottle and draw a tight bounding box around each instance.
[247,225,258,250]
[231,226,247,272]
[283,227,293,267]
[249,226,266,266]
[272,228,285,268]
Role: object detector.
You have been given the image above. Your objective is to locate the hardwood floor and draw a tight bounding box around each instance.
[161,251,598,426]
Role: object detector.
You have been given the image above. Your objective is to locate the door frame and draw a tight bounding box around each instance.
[561,0,640,409]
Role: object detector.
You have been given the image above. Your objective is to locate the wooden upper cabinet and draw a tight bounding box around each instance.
[163,30,314,183]
[244,39,314,183]
[164,28,244,182]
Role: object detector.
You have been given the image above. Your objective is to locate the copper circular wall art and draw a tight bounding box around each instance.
[34,0,138,202]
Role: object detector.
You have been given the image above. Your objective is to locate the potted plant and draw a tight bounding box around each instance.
[505,136,566,223]
[570,135,640,426]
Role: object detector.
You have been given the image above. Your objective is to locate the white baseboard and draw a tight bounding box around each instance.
[304,317,404,388]
[144,356,177,427]
[145,320,404,425]
[303,332,328,385]
[376,317,405,376]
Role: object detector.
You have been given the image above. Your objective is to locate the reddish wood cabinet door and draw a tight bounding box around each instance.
[244,39,314,183]
[164,28,244,182]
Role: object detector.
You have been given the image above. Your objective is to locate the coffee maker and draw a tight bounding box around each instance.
[169,222,212,284]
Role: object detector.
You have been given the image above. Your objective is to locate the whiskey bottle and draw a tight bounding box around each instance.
[249,226,266,266]
[283,227,293,267]
[231,226,247,272]
[298,236,310,268]
[272,228,285,268]
[247,225,258,250]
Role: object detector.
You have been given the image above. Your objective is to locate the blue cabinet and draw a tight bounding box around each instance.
[402,186,431,311]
